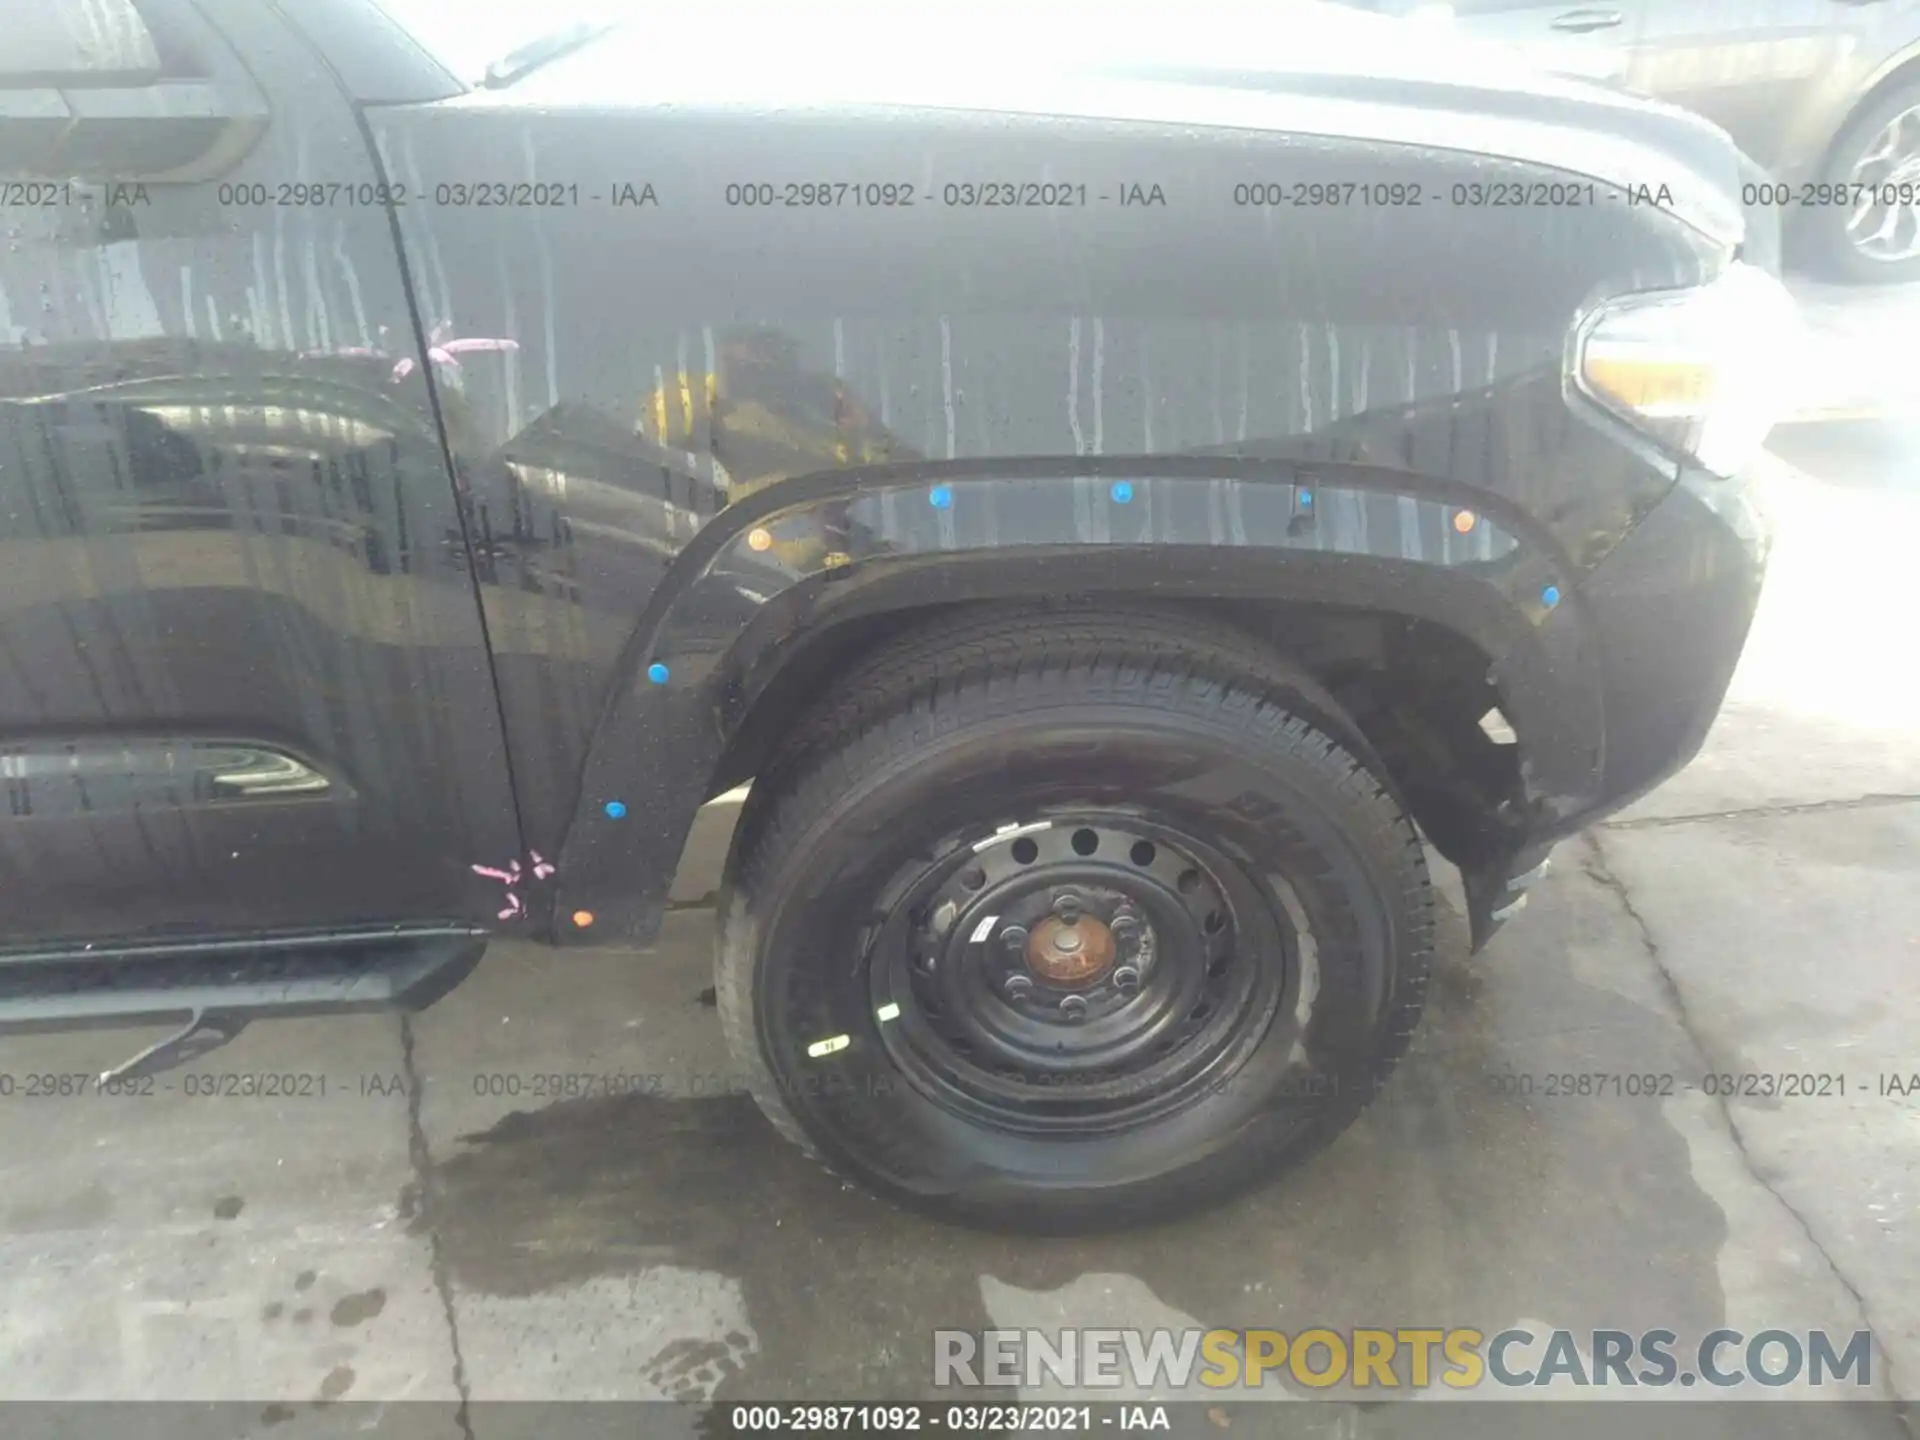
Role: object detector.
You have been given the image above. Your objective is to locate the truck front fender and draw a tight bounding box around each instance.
[549,457,1605,946]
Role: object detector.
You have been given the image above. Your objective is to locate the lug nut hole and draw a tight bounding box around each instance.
[961,866,986,891]
[1130,840,1157,866]
[1010,836,1039,864]
[1071,828,1100,856]
[1203,910,1224,934]
[1177,868,1201,894]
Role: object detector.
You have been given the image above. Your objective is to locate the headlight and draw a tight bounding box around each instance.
[1574,260,1801,478]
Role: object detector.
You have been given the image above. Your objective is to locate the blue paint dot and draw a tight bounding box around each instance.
[647,662,670,684]
[928,485,952,509]
[1541,585,1562,609]
[604,801,627,819]
[1110,481,1134,504]
[1298,489,1314,507]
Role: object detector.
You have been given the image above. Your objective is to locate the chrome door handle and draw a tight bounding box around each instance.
[1550,8,1624,30]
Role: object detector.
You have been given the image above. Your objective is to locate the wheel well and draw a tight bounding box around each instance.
[1817,52,1920,177]
[711,595,1529,870]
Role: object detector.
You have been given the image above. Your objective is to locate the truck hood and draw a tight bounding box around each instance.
[477,0,1751,252]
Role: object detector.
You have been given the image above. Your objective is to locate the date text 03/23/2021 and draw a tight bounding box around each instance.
[727,1406,1162,1431]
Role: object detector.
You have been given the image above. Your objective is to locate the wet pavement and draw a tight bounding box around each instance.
[1,426,1915,1430]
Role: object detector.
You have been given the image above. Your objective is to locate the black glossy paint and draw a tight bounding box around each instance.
[354,15,1753,946]
[0,0,1769,981]
[0,0,519,948]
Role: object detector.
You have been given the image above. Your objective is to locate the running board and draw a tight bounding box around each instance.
[0,927,487,1079]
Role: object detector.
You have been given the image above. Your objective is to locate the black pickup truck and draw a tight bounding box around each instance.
[0,0,1789,1230]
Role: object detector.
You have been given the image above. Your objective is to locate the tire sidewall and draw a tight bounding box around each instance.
[740,703,1419,1228]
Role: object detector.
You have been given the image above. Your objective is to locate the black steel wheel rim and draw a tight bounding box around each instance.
[861,812,1290,1136]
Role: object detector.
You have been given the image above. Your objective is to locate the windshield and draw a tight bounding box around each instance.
[377,0,644,86]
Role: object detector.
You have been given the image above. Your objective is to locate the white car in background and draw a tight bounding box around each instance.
[1351,0,1920,282]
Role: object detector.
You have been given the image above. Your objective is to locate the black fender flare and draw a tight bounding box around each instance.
[547,458,1605,945]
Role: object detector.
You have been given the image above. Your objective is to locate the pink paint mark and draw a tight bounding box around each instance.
[471,858,523,919]
[304,320,516,386]
[472,852,558,923]
[440,337,519,359]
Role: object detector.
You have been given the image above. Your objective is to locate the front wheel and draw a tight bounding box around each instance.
[715,609,1434,1232]
[1798,82,1920,284]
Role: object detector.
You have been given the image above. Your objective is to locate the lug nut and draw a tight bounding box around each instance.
[1112,965,1141,992]
[1053,892,1084,923]
[1058,994,1089,1021]
[1110,915,1140,943]
[1004,974,1033,1001]
[999,924,1029,953]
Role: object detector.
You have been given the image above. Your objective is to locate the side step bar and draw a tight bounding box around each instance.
[0,927,487,1080]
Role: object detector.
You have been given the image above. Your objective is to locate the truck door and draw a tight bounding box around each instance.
[0,0,521,949]
[1439,0,1645,85]
[1622,0,1873,178]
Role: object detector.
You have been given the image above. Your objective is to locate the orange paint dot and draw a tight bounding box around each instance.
[571,910,595,928]
[747,527,773,552]
[1453,510,1477,533]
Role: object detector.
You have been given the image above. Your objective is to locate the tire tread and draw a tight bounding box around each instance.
[715,604,1434,1224]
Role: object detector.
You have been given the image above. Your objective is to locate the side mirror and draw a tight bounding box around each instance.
[0,0,268,182]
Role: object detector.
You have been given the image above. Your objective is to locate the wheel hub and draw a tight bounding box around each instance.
[1025,914,1116,985]
[865,814,1289,1134]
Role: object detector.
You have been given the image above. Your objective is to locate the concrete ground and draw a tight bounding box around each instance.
[1781,278,1920,427]
[2,311,1916,1432]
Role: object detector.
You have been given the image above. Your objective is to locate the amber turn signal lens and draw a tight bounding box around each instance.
[1579,355,1716,417]
[1573,261,1798,478]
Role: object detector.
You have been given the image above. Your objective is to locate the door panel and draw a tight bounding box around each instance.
[0,0,520,949]
[1445,0,1875,178]
[1440,0,1644,84]
[1624,0,1858,175]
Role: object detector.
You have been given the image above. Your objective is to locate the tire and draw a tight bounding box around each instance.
[715,606,1434,1232]
[1798,81,1920,285]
